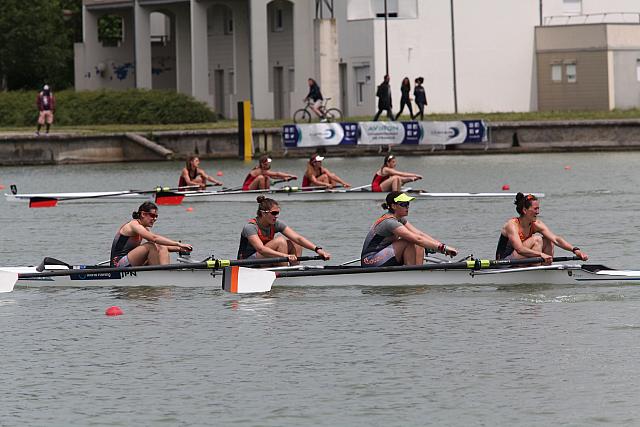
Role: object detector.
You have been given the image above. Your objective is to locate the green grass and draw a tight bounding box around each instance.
[2,110,640,135]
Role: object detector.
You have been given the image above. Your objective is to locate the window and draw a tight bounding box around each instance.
[374,0,399,17]
[224,8,233,35]
[98,14,124,47]
[273,8,284,31]
[636,59,640,82]
[563,0,581,16]
[551,64,562,82]
[354,65,370,105]
[150,12,170,45]
[565,63,576,83]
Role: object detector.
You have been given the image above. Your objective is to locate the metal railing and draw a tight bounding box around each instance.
[544,12,640,26]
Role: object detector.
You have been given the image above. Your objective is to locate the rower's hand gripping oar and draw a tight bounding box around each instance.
[222,255,582,294]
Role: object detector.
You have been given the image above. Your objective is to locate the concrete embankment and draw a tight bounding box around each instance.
[2,119,640,165]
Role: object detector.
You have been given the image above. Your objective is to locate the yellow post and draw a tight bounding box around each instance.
[238,100,253,162]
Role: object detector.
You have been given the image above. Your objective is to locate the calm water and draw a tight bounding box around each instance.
[1,153,640,426]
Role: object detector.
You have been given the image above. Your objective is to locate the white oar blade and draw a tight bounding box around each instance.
[222,266,275,294]
[0,270,18,293]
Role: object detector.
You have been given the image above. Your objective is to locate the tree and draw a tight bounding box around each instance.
[0,0,78,90]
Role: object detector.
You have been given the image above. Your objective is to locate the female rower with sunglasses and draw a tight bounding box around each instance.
[496,193,588,264]
[110,202,193,267]
[371,154,422,192]
[361,191,457,266]
[302,154,351,189]
[237,196,331,264]
[242,155,297,191]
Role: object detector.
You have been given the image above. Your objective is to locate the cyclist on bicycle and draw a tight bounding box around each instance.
[304,78,324,120]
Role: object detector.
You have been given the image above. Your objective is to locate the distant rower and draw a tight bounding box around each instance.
[242,155,297,191]
[110,202,193,267]
[302,154,351,189]
[496,193,588,264]
[179,156,223,189]
[361,191,457,266]
[371,154,422,192]
[237,196,331,264]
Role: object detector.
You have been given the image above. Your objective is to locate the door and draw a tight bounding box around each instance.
[214,69,225,118]
[273,66,284,119]
[339,63,348,117]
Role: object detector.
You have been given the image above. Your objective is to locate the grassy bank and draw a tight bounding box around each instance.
[1,109,640,134]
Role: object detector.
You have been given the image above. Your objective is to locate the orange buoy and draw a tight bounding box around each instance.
[217,171,224,176]
[564,165,572,170]
[0,184,4,190]
[502,184,510,191]
[186,207,193,212]
[105,306,123,316]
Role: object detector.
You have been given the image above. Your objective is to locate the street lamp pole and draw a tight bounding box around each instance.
[450,0,458,113]
[384,0,389,76]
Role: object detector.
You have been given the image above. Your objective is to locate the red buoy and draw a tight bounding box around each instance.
[564,165,572,170]
[216,171,224,176]
[502,184,510,191]
[105,306,123,316]
[0,184,5,190]
[186,207,193,212]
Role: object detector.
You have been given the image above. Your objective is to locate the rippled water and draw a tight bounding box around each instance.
[1,152,640,426]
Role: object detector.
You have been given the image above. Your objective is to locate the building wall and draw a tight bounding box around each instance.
[613,50,640,109]
[207,4,234,118]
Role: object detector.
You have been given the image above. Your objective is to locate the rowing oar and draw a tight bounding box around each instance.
[222,256,581,294]
[22,184,218,208]
[0,255,323,293]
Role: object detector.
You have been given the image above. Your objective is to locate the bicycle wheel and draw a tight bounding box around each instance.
[293,109,312,124]
[324,108,343,123]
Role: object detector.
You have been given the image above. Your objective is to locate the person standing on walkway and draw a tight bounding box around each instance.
[394,77,413,121]
[412,77,427,121]
[373,75,394,121]
[36,85,55,135]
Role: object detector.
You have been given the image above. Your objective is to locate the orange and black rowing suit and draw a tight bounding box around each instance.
[237,218,287,259]
[495,217,536,259]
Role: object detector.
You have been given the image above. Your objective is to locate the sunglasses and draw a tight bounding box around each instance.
[143,212,159,219]
[396,202,410,208]
[262,210,280,216]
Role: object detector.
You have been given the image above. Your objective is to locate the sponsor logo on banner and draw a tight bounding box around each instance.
[419,121,468,145]
[359,122,405,145]
[283,123,356,147]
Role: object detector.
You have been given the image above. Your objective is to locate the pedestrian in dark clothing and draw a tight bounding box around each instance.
[36,84,55,135]
[412,77,427,121]
[394,77,413,121]
[373,75,394,121]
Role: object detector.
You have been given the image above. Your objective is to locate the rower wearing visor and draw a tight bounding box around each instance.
[371,154,422,192]
[110,202,193,267]
[361,191,457,266]
[302,154,351,189]
[237,196,331,265]
[496,193,588,264]
[242,155,297,191]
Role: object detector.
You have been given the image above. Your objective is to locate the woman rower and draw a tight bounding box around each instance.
[496,193,588,264]
[371,154,422,192]
[242,155,297,191]
[237,196,331,264]
[110,202,193,267]
[179,155,223,189]
[361,191,457,266]
[302,154,351,189]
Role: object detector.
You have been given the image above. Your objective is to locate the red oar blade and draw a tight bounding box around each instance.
[155,191,185,206]
[29,197,59,208]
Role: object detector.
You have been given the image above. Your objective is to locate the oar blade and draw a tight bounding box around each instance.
[0,270,18,293]
[155,191,185,206]
[222,266,275,294]
[29,197,58,208]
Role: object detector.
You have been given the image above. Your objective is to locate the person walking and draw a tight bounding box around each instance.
[373,75,394,121]
[394,77,413,121]
[412,77,427,121]
[36,85,55,135]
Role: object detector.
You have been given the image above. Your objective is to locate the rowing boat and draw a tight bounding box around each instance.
[3,257,639,293]
[5,187,545,206]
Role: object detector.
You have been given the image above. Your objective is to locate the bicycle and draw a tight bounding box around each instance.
[293,97,343,123]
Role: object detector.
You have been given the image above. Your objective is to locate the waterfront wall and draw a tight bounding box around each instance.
[3,119,640,165]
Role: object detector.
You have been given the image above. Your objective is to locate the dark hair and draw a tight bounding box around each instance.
[259,155,270,164]
[401,77,410,88]
[132,201,158,219]
[514,192,537,215]
[381,191,404,212]
[256,196,279,216]
[383,154,395,166]
[186,155,199,174]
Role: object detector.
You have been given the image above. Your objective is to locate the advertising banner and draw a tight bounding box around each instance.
[419,120,487,145]
[283,123,358,148]
[358,122,405,145]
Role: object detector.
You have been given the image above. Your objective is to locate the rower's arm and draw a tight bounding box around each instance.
[180,169,198,186]
[394,224,457,256]
[282,227,331,260]
[131,222,192,250]
[536,221,589,260]
[307,173,331,188]
[266,170,296,180]
[505,223,544,258]
[325,169,351,187]
[384,167,422,180]
[199,168,223,186]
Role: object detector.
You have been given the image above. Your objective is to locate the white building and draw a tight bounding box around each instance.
[75,0,640,119]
